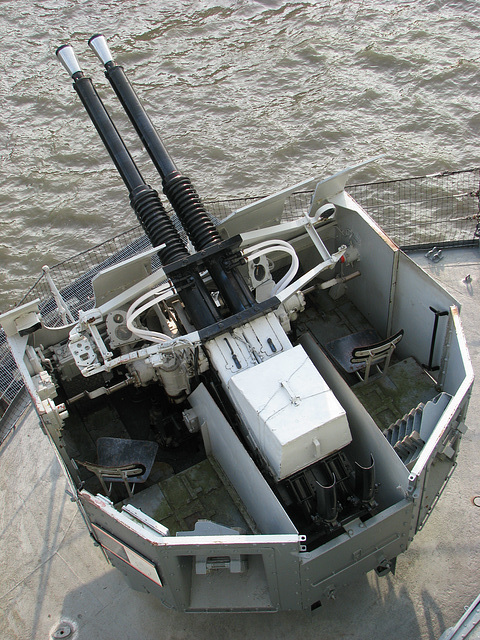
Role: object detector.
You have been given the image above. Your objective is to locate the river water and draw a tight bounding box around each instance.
[0,0,479,310]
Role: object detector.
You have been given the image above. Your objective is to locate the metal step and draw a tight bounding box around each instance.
[384,393,451,467]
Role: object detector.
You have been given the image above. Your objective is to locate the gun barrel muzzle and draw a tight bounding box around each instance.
[88,34,114,66]
[56,44,82,77]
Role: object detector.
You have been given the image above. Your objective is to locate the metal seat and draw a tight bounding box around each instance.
[325,329,404,383]
[77,437,158,497]
[350,329,404,383]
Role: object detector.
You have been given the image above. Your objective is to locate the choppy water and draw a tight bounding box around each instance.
[0,0,479,309]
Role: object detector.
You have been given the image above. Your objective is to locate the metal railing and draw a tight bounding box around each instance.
[1,168,479,440]
[348,168,480,249]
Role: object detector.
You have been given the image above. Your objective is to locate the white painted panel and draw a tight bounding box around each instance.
[336,202,396,336]
[188,383,298,535]
[392,252,459,365]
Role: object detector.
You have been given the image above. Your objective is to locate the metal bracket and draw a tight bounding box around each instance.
[407,472,418,495]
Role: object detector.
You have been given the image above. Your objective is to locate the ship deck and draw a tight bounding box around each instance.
[1,245,479,640]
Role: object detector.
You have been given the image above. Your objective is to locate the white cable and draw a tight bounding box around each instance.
[126,286,200,355]
[126,280,171,318]
[126,281,174,343]
[243,239,299,294]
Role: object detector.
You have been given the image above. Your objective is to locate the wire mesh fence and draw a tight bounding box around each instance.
[0,337,31,444]
[348,168,480,249]
[1,168,479,439]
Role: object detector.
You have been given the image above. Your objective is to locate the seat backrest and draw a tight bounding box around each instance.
[351,329,404,364]
[76,459,146,480]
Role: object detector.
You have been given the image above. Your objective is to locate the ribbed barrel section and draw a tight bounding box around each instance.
[163,171,221,251]
[130,185,188,265]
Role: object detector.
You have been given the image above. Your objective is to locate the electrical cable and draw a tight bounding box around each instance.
[242,239,299,295]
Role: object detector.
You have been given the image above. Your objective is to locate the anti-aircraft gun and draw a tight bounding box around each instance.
[55,35,371,528]
[1,35,470,612]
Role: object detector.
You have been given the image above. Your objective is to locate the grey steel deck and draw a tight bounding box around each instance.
[1,246,479,640]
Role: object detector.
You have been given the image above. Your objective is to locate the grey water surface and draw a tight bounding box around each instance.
[0,0,479,309]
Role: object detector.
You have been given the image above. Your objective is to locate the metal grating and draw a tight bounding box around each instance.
[0,335,30,444]
[348,168,480,249]
[1,169,479,439]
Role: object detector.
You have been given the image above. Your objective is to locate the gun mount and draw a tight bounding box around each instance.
[0,36,471,612]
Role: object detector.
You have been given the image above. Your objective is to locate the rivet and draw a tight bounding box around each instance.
[51,621,75,639]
